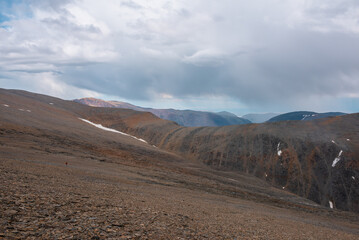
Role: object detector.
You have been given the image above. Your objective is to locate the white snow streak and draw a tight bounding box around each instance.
[347,139,350,141]
[331,140,336,144]
[18,109,24,111]
[49,103,54,105]
[332,150,343,167]
[329,201,333,209]
[277,143,282,156]
[26,110,31,112]
[138,138,147,143]
[352,176,355,180]
[2,104,9,107]
[79,118,148,144]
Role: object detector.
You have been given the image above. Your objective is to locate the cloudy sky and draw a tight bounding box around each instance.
[1,0,359,115]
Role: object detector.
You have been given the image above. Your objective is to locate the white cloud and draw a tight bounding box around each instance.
[159,93,174,99]
[0,0,359,113]
[283,0,359,33]
[183,49,227,67]
[0,70,101,99]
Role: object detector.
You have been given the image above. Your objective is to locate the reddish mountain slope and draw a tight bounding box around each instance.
[77,103,359,213]
[1,88,359,239]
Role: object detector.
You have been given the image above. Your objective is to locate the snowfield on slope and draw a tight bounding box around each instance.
[79,118,148,144]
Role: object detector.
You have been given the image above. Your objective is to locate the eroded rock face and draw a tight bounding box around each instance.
[90,110,359,212]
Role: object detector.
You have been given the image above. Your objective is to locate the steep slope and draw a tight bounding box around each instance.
[79,107,359,213]
[74,97,251,127]
[242,113,279,123]
[267,111,346,122]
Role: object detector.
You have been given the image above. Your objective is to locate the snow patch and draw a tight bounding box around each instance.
[282,186,285,189]
[131,136,147,143]
[79,118,148,144]
[152,145,157,148]
[332,150,343,167]
[346,139,350,141]
[329,201,333,209]
[301,114,311,120]
[352,176,355,180]
[277,143,282,156]
[18,109,24,111]
[331,140,336,144]
[2,104,9,107]
[277,150,282,156]
[265,173,268,177]
[49,103,54,105]
[26,110,31,112]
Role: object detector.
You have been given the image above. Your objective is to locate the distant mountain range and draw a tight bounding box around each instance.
[242,113,279,123]
[267,111,346,122]
[74,98,251,127]
[75,98,348,126]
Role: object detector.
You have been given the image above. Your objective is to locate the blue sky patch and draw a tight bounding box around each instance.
[0,0,29,23]
[0,14,9,23]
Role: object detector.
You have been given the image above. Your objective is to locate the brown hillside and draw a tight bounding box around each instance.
[1,88,359,239]
[76,102,359,213]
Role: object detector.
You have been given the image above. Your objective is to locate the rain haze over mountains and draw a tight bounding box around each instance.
[1,0,359,116]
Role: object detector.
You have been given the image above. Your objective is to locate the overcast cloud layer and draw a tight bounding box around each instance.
[1,0,359,115]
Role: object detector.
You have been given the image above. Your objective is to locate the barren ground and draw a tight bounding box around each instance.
[1,89,359,239]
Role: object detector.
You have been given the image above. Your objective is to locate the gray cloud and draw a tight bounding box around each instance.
[0,0,359,113]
